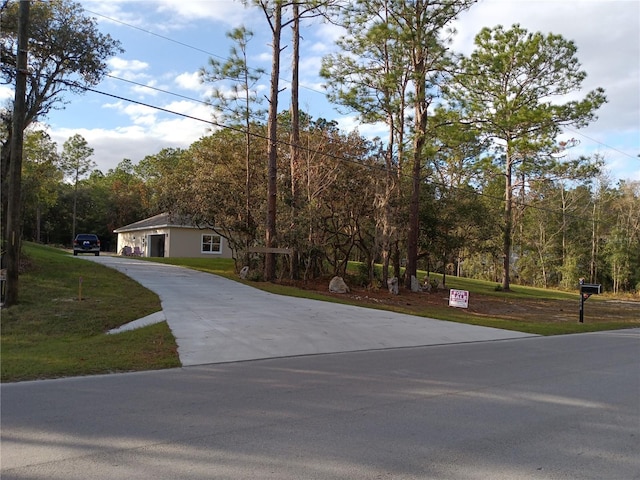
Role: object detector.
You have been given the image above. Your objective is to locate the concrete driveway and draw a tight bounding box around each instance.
[82,256,534,366]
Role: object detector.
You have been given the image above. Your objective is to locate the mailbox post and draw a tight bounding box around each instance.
[579,279,601,323]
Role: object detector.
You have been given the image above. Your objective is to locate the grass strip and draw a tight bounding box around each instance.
[1,243,180,383]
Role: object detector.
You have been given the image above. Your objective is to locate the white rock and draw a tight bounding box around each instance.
[329,276,349,293]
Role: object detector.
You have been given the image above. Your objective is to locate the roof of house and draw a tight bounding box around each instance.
[113,212,198,233]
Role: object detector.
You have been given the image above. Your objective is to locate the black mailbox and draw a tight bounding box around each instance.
[578,282,602,323]
[580,283,602,295]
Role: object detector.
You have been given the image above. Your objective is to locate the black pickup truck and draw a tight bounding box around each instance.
[73,234,101,256]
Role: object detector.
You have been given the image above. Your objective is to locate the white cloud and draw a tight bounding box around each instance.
[335,115,387,140]
[175,71,204,92]
[151,115,209,143]
[103,100,125,111]
[309,41,330,54]
[155,0,249,25]
[81,1,147,27]
[309,22,345,52]
[256,51,272,63]
[163,99,210,119]
[299,55,323,78]
[108,57,151,81]
[81,0,251,30]
[123,79,164,98]
[47,111,210,173]
[300,80,325,94]
[104,101,154,120]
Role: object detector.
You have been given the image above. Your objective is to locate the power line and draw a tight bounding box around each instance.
[562,125,637,160]
[104,73,268,124]
[85,8,226,59]
[71,79,379,171]
[84,7,329,97]
[106,74,208,105]
[85,7,637,166]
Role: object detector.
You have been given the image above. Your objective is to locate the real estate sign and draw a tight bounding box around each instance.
[449,289,469,309]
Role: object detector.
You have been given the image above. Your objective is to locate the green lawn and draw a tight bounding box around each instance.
[1,243,180,382]
[2,245,637,382]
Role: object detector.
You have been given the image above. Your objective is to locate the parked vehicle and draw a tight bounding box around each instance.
[73,234,101,256]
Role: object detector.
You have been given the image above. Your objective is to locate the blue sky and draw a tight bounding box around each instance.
[4,0,639,182]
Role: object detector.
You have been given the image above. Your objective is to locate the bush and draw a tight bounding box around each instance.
[352,262,372,287]
[247,269,264,282]
[349,262,382,288]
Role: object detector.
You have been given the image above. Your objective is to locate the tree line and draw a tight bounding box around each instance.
[20,119,640,294]
[3,0,639,307]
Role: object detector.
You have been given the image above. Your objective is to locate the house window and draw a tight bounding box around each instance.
[201,234,222,254]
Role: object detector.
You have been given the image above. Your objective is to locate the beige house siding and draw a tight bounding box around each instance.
[114,213,233,258]
[168,228,232,258]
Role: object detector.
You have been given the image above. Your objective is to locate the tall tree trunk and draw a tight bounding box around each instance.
[36,204,41,243]
[441,251,447,287]
[4,0,30,307]
[289,3,300,280]
[265,3,282,281]
[561,185,567,270]
[393,103,406,282]
[393,240,401,279]
[406,148,422,289]
[405,54,427,290]
[380,123,395,288]
[1,130,11,247]
[72,180,78,243]
[381,145,394,289]
[244,48,253,256]
[590,201,598,283]
[502,149,513,291]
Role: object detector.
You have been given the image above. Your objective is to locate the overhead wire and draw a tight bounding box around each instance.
[104,73,268,124]
[86,5,636,164]
[561,125,637,160]
[84,7,329,97]
[65,77,388,173]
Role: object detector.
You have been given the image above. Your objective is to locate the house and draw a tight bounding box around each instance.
[113,212,233,258]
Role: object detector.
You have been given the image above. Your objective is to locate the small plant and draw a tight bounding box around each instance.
[247,269,264,282]
[351,262,381,288]
[494,284,503,291]
[423,276,439,292]
[353,263,369,287]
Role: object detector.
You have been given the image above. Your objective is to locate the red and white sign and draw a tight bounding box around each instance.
[449,289,469,309]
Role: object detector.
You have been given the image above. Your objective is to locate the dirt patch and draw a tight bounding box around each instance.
[275,277,640,325]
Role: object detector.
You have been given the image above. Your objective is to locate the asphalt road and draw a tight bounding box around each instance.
[2,329,638,479]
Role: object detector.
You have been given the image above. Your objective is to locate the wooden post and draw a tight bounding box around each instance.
[4,0,30,307]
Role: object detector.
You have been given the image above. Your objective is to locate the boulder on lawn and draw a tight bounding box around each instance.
[410,275,421,292]
[329,276,349,293]
[388,276,399,295]
[239,266,249,280]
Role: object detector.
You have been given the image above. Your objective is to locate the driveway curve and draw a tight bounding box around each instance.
[83,256,535,366]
